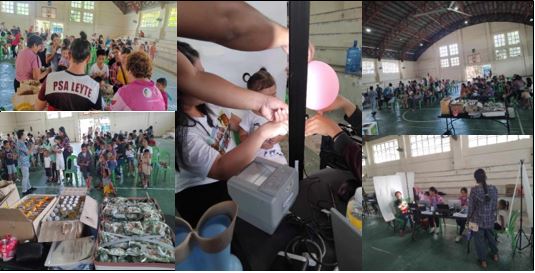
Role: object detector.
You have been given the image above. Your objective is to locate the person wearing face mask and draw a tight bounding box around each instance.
[35,31,102,111]
[14,35,50,92]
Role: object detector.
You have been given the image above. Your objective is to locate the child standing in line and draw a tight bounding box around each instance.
[141,149,151,189]
[125,143,135,176]
[102,167,115,197]
[3,141,16,182]
[54,136,65,184]
[78,144,93,190]
[156,78,168,110]
[43,150,52,183]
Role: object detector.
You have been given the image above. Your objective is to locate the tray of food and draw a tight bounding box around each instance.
[94,197,174,270]
[17,196,55,221]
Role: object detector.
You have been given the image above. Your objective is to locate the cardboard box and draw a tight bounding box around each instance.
[0,183,20,208]
[38,188,98,243]
[440,97,452,115]
[94,197,174,270]
[0,194,57,241]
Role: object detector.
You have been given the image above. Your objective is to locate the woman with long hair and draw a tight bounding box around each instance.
[468,169,499,269]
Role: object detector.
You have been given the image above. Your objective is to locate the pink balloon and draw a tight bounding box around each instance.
[306,60,339,110]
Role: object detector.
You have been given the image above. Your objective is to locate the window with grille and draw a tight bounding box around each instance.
[468,135,530,148]
[382,62,399,74]
[373,140,400,164]
[409,135,450,157]
[1,2,14,13]
[16,3,29,15]
[141,11,161,28]
[362,61,375,75]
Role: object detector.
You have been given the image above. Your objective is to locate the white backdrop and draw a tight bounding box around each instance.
[373,172,415,222]
[179,1,288,118]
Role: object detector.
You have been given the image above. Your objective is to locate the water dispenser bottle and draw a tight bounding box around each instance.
[345,40,361,75]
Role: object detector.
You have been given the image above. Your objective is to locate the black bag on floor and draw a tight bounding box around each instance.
[15,242,43,262]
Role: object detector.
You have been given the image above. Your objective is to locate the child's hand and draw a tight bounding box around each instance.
[258,121,288,140]
[305,114,342,138]
[261,139,275,150]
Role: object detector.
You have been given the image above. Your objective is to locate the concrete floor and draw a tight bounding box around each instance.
[362,88,533,135]
[0,59,177,111]
[363,215,534,271]
[13,138,176,221]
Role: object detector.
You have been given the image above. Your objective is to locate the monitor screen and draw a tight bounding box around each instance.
[239,161,276,186]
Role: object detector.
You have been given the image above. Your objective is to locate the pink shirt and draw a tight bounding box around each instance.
[111,80,165,111]
[15,48,41,82]
[161,90,168,110]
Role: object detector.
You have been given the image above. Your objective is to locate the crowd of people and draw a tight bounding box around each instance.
[392,169,510,269]
[0,126,159,197]
[364,74,533,118]
[6,23,170,111]
[460,74,532,109]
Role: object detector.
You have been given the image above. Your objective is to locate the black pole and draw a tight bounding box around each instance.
[288,1,309,180]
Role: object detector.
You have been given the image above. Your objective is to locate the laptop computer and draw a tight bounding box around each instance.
[331,208,361,270]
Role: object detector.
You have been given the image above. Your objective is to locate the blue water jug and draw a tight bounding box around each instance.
[345,40,361,75]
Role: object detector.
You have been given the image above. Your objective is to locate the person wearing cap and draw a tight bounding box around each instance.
[14,34,50,92]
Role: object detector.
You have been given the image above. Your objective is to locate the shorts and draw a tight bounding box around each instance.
[6,164,16,175]
[143,174,150,180]
[45,168,51,177]
[127,157,135,164]
[81,169,91,179]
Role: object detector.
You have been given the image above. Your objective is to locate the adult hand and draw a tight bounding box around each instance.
[259,96,288,122]
[282,41,315,62]
[305,114,342,138]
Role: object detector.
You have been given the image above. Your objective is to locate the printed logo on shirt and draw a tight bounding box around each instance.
[208,113,232,155]
[142,88,152,98]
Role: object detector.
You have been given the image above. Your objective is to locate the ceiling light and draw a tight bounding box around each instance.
[454,7,459,11]
[464,20,468,24]
[366,28,371,33]
[530,18,534,22]
[419,43,424,47]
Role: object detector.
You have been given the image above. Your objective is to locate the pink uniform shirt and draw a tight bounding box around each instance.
[110,80,165,111]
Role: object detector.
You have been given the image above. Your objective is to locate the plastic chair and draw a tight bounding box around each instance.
[64,155,79,186]
[150,147,160,182]
[157,150,171,183]
[507,210,520,250]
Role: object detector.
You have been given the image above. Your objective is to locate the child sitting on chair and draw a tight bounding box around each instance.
[77,144,93,190]
[107,153,117,180]
[141,149,151,189]
[238,67,288,165]
[495,199,509,231]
